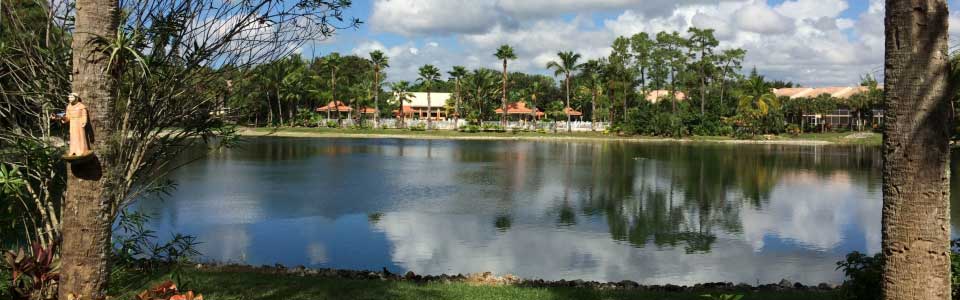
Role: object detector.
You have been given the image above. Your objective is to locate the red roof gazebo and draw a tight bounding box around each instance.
[563,107,582,117]
[316,101,352,112]
[495,102,544,119]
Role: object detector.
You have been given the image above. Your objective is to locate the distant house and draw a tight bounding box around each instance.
[645,90,686,104]
[394,92,451,120]
[772,86,884,129]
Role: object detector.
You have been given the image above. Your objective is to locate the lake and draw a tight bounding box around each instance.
[137,137,949,285]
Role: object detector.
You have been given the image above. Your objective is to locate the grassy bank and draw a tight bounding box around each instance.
[111,268,836,300]
[239,126,882,146]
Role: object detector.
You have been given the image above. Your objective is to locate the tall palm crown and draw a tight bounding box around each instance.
[546,51,582,132]
[418,64,441,128]
[494,45,517,126]
[369,50,389,126]
[448,66,468,122]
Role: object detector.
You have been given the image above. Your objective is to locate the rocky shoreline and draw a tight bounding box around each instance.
[196,263,840,293]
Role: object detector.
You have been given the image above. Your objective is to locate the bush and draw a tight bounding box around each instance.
[785,124,802,136]
[838,241,960,300]
[325,120,338,128]
[481,124,505,132]
[409,124,426,131]
[459,125,480,133]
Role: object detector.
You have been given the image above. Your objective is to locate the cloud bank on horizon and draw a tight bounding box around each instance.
[339,0,960,87]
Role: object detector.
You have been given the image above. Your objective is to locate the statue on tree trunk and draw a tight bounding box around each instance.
[59,93,92,161]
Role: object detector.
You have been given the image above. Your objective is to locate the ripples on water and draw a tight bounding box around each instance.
[136,137,931,285]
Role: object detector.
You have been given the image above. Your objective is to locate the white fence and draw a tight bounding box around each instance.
[314,118,610,132]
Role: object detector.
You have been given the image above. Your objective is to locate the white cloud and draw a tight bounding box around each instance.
[359,0,959,87]
[734,3,795,34]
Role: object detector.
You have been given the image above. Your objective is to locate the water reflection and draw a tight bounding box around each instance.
[141,137,893,284]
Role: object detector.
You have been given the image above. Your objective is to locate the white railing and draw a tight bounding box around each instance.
[312,118,609,132]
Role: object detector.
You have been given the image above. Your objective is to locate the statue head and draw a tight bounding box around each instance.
[68,93,80,105]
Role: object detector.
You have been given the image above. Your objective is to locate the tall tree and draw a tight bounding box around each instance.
[630,32,654,105]
[448,66,468,127]
[324,53,342,121]
[495,45,517,127]
[687,27,719,116]
[882,1,952,300]
[391,81,413,128]
[714,48,746,111]
[547,51,582,132]
[580,59,605,131]
[417,64,441,129]
[59,0,119,298]
[369,50,389,128]
[608,37,632,124]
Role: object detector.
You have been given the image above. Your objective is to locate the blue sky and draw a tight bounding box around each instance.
[303,0,957,86]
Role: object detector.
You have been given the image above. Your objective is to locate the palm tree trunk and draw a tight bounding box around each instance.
[566,74,572,133]
[59,0,119,299]
[454,79,460,128]
[591,88,597,131]
[882,1,952,300]
[427,91,432,129]
[276,90,284,127]
[374,66,380,128]
[501,60,508,127]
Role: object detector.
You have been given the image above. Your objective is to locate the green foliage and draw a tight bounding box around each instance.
[701,294,743,300]
[408,124,426,131]
[110,210,201,294]
[837,242,960,300]
[481,124,506,132]
[2,242,59,300]
[459,125,481,133]
[326,121,339,128]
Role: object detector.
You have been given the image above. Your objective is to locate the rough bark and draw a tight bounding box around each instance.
[881,1,953,300]
[59,0,120,299]
[501,60,508,127]
[566,74,572,133]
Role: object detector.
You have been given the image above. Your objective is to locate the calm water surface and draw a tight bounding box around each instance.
[137,137,955,285]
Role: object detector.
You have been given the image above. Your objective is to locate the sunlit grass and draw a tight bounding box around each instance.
[112,269,836,300]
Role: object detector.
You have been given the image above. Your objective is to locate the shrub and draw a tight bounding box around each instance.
[837,241,960,300]
[481,124,505,132]
[325,121,338,128]
[785,124,802,136]
[459,125,480,133]
[2,242,59,300]
[409,124,426,131]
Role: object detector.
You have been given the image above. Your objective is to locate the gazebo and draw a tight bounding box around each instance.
[316,101,352,114]
[563,107,583,120]
[494,102,544,120]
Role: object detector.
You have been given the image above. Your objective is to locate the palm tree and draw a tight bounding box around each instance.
[448,66,468,127]
[369,50,389,128]
[324,53,342,121]
[882,1,952,300]
[390,81,413,128]
[417,65,441,129]
[60,0,120,298]
[494,45,517,127]
[523,81,546,129]
[547,51,582,132]
[580,59,605,131]
[736,76,779,136]
[465,68,498,122]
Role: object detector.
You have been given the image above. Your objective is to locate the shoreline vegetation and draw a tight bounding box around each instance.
[238,126,883,146]
[111,264,838,300]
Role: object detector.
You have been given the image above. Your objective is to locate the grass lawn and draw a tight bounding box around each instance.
[110,269,837,300]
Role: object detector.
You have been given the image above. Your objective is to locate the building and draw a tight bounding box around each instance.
[772,86,883,130]
[645,90,687,104]
[394,92,451,120]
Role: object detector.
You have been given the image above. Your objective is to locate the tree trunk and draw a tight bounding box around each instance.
[501,60,508,127]
[591,89,597,131]
[276,90,284,127]
[427,91,432,129]
[882,1,953,300]
[374,65,380,128]
[566,74,572,133]
[59,0,119,299]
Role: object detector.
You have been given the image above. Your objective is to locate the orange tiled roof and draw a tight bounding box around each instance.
[773,86,879,99]
[563,107,582,116]
[494,102,539,114]
[316,101,352,112]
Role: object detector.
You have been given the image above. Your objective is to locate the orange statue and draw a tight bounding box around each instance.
[61,93,92,160]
